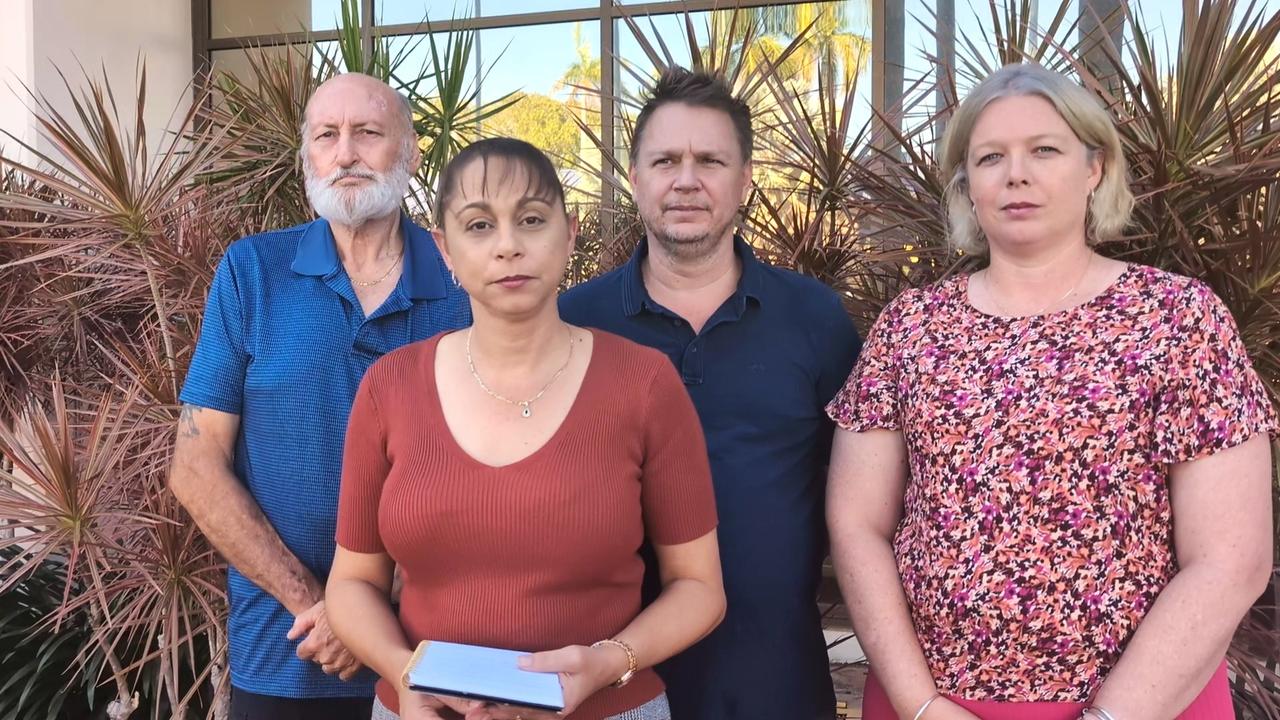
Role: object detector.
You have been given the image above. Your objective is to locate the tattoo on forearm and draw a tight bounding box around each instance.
[178,405,201,439]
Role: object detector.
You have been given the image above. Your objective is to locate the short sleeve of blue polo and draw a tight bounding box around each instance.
[180,216,470,700]
[182,251,249,414]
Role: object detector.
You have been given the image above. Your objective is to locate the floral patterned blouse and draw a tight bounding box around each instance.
[826,264,1276,702]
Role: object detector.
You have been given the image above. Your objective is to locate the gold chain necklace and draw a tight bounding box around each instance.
[982,252,1094,318]
[350,251,404,288]
[466,327,575,418]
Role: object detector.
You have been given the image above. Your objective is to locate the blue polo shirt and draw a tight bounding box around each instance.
[560,237,861,720]
[180,215,470,699]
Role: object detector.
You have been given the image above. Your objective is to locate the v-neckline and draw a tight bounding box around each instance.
[429,328,600,470]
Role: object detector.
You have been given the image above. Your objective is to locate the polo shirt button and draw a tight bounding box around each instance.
[691,346,699,353]
[670,319,680,327]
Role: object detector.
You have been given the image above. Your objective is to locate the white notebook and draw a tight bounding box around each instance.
[403,641,565,712]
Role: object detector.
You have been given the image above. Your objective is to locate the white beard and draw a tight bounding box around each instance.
[304,157,411,228]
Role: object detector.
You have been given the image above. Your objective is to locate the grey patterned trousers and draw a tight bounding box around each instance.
[372,693,670,720]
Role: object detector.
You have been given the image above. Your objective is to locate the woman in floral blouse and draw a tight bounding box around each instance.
[826,63,1275,720]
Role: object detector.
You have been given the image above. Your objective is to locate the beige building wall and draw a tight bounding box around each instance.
[0,0,193,164]
[0,0,36,160]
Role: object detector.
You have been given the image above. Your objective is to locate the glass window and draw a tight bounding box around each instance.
[616,3,873,162]
[374,0,598,27]
[210,48,257,82]
[211,0,349,38]
[383,22,603,195]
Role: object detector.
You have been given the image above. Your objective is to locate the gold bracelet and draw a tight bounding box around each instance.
[400,640,429,689]
[591,638,637,687]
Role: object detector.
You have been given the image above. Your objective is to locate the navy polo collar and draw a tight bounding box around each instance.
[290,214,447,300]
[621,235,767,317]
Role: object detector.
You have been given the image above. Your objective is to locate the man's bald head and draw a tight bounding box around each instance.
[301,72,415,152]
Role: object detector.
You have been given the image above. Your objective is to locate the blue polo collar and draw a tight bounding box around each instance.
[621,235,766,317]
[290,214,448,300]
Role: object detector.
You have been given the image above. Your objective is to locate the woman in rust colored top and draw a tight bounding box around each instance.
[326,138,725,720]
[826,64,1274,720]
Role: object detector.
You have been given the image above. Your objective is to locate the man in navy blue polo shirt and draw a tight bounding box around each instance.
[169,73,469,720]
[560,68,861,719]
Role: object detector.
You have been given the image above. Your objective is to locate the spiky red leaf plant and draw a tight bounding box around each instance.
[194,44,329,234]
[0,63,234,402]
[749,48,967,332]
[0,167,44,399]
[0,377,161,719]
[58,432,227,720]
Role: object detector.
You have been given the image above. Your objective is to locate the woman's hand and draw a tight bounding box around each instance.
[397,687,480,720]
[461,643,628,720]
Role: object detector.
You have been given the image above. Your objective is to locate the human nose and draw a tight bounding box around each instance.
[673,159,699,191]
[334,130,359,168]
[1005,151,1030,187]
[493,221,524,260]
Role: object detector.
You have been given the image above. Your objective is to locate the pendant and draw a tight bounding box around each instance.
[520,402,532,418]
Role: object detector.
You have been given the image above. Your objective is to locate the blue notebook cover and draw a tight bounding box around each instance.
[404,641,565,711]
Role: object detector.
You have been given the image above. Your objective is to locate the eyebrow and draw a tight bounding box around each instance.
[642,147,730,160]
[310,119,385,132]
[972,132,1070,149]
[453,196,553,216]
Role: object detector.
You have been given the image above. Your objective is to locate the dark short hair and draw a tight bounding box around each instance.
[434,137,566,227]
[630,67,753,162]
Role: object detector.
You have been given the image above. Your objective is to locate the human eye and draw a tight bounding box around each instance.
[976,152,1001,165]
[465,219,493,232]
[520,214,546,227]
[1034,145,1061,155]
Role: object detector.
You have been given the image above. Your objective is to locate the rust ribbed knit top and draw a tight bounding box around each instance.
[336,329,718,718]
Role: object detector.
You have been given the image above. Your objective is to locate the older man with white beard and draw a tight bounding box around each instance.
[169,73,469,720]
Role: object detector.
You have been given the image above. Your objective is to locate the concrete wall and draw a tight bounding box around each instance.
[0,0,193,165]
[0,0,36,160]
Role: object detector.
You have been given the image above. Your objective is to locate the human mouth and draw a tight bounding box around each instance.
[330,172,375,186]
[664,205,709,215]
[493,275,534,289]
[1001,202,1040,217]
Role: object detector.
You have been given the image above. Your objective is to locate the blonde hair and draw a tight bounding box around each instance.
[938,63,1134,254]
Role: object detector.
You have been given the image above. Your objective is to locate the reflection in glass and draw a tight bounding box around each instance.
[615,4,873,154]
[383,22,602,197]
[211,0,348,38]
[374,0,597,27]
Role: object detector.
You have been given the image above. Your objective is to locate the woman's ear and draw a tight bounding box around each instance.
[1087,150,1104,194]
[431,228,454,276]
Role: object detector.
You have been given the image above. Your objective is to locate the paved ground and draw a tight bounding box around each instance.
[822,589,867,718]
[832,662,868,718]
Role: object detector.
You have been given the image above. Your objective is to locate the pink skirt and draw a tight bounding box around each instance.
[862,660,1234,720]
